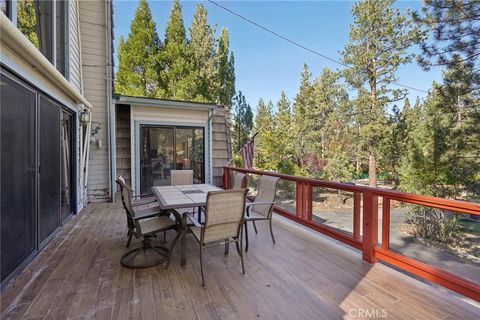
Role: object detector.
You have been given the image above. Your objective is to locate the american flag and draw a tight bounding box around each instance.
[241,138,254,168]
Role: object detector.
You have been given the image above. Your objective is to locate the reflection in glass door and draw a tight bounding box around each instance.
[61,110,74,221]
[140,126,205,194]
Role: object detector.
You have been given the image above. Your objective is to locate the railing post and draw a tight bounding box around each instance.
[304,183,312,221]
[353,192,361,241]
[362,190,378,263]
[296,182,303,219]
[382,198,390,250]
[223,167,230,189]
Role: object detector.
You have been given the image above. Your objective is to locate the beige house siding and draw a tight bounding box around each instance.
[212,105,232,186]
[80,0,111,202]
[68,0,82,91]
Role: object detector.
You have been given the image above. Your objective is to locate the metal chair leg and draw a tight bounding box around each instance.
[224,239,229,255]
[126,230,133,248]
[244,221,249,252]
[269,218,276,244]
[200,244,205,287]
[240,228,245,275]
[252,220,258,234]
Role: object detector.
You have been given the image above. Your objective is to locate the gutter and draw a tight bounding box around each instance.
[0,12,92,111]
[106,0,115,202]
[208,110,214,184]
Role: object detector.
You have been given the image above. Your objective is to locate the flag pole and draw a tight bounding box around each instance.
[226,127,264,166]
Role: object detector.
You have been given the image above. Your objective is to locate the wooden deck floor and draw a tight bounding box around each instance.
[1,202,479,320]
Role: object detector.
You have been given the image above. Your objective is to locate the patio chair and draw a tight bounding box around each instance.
[171,169,193,185]
[187,189,248,286]
[232,172,246,189]
[117,176,157,208]
[117,179,183,269]
[244,175,279,252]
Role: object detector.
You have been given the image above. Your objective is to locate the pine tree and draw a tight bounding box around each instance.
[231,91,253,152]
[217,28,236,106]
[189,4,217,102]
[115,0,162,97]
[341,0,422,186]
[415,0,480,98]
[310,68,353,180]
[274,91,295,172]
[253,99,275,169]
[293,64,313,168]
[162,0,195,100]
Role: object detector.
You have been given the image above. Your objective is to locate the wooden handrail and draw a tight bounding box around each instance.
[223,166,480,301]
[224,166,480,215]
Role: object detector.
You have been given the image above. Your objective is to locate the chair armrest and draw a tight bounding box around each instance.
[246,201,277,215]
[131,192,154,199]
[133,210,160,220]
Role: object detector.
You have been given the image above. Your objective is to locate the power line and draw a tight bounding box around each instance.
[206,0,429,94]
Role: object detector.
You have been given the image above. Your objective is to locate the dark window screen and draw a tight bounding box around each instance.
[1,74,36,281]
[38,95,61,243]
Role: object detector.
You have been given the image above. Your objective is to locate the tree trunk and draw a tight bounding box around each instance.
[369,149,377,187]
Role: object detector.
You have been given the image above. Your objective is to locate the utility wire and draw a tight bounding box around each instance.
[206,0,429,94]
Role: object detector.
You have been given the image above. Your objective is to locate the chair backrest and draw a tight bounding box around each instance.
[171,169,193,185]
[232,172,246,189]
[202,189,248,243]
[252,175,279,217]
[116,178,136,231]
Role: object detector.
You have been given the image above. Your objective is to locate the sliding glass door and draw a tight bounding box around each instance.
[1,73,36,281]
[140,125,205,193]
[0,70,76,282]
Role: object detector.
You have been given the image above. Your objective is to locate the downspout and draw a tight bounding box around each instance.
[106,0,115,202]
[208,110,214,184]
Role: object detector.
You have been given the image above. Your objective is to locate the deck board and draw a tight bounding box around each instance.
[1,202,479,320]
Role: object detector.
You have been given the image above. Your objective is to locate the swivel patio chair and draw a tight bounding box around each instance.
[117,176,157,208]
[244,175,279,252]
[117,179,183,269]
[187,189,248,286]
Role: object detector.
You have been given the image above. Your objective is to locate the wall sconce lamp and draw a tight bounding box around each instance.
[80,110,91,125]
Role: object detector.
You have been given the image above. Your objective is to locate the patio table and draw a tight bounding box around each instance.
[151,184,222,266]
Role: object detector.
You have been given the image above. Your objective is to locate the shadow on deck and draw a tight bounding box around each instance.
[1,202,479,319]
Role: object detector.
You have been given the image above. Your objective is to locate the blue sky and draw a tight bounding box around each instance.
[113,0,443,112]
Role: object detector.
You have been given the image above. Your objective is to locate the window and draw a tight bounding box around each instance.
[15,0,68,77]
[0,0,9,17]
[17,0,53,62]
[55,0,67,77]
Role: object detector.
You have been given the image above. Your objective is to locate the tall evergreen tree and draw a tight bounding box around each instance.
[162,0,195,100]
[231,91,253,152]
[216,28,236,106]
[341,0,422,186]
[189,4,217,102]
[274,91,295,171]
[415,0,480,99]
[293,64,313,168]
[115,0,162,97]
[253,99,275,169]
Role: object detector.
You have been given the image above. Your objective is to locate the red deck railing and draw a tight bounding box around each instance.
[223,166,480,302]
